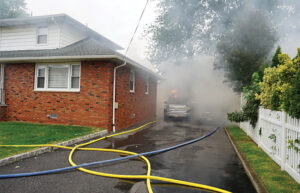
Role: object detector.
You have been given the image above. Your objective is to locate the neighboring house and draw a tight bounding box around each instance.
[0,14,158,132]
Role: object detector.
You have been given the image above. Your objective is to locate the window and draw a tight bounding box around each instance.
[145,76,149,95]
[48,65,68,88]
[37,67,45,88]
[130,69,135,93]
[37,27,48,44]
[71,65,80,89]
[35,63,80,92]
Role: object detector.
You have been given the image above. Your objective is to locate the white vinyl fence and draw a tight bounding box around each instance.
[240,106,300,183]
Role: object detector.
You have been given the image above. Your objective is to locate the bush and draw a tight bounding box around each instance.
[228,47,300,127]
[227,111,247,122]
[256,67,278,109]
[257,51,300,111]
[288,69,300,118]
[227,72,262,127]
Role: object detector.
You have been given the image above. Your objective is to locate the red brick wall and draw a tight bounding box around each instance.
[0,105,8,121]
[5,61,114,129]
[115,67,157,130]
[4,61,157,131]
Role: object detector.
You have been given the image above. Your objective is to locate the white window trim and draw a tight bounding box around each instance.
[145,76,149,95]
[130,69,135,93]
[34,62,81,92]
[36,26,48,45]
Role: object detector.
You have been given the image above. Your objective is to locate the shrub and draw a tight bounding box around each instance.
[228,72,262,127]
[288,69,300,118]
[257,52,299,110]
[256,67,278,109]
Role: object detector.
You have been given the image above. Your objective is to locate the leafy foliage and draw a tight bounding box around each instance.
[216,10,277,92]
[256,67,278,109]
[145,0,243,66]
[287,68,300,118]
[0,0,28,19]
[257,51,300,112]
[271,46,282,67]
[227,72,263,127]
[271,90,280,110]
[227,111,247,123]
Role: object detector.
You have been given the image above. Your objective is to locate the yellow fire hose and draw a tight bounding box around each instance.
[0,121,231,193]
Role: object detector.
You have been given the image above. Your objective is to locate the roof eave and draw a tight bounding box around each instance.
[0,55,161,79]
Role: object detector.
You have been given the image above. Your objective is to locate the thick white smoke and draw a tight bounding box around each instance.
[157,55,240,126]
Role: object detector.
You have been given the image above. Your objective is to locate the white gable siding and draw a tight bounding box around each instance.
[60,24,86,47]
[0,24,60,51]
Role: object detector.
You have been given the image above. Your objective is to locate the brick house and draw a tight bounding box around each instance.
[0,14,158,132]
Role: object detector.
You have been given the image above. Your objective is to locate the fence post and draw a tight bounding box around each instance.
[280,110,287,170]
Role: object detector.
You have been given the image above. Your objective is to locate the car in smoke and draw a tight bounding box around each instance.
[164,97,192,122]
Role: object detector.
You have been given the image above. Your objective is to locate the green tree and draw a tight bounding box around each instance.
[288,69,300,119]
[215,10,277,92]
[145,0,245,66]
[271,46,282,67]
[145,0,285,66]
[0,0,28,19]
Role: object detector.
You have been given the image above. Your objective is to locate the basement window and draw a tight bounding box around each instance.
[37,27,48,44]
[35,63,81,92]
[130,69,135,93]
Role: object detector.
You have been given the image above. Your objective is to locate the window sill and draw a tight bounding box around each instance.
[34,89,80,93]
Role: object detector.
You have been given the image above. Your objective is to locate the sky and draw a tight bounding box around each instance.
[26,0,157,69]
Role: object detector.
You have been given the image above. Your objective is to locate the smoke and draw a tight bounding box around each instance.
[152,0,300,126]
[275,1,300,57]
[157,55,240,126]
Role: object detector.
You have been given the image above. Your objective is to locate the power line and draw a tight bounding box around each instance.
[123,0,149,60]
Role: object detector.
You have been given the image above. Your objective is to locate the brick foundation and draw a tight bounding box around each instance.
[0,105,8,121]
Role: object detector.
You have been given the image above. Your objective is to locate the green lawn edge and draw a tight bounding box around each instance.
[227,125,300,193]
[0,122,105,159]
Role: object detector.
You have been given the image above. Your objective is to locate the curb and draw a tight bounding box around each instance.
[0,130,108,167]
[224,128,268,193]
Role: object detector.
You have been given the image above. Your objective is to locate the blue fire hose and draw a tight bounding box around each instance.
[0,127,219,179]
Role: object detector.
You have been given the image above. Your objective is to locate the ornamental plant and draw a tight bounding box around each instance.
[255,67,278,109]
[256,51,300,111]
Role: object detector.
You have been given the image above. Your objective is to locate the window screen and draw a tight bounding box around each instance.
[48,65,68,88]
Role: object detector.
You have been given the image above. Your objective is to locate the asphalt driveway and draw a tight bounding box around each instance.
[0,122,255,193]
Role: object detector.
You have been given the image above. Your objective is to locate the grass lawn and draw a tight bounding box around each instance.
[0,122,104,159]
[227,125,300,193]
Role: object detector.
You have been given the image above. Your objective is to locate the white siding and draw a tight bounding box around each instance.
[0,24,60,51]
[59,24,86,47]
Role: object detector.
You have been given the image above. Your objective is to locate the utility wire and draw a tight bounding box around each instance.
[123,0,149,60]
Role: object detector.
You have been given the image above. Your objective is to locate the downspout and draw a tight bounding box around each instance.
[0,64,5,105]
[112,61,127,133]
